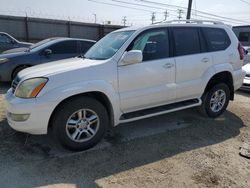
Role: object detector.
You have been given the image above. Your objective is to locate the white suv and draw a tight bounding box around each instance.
[5,20,245,151]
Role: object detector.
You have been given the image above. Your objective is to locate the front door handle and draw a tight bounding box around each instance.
[163,63,174,69]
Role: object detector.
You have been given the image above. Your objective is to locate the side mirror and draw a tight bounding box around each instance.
[43,49,52,56]
[121,50,143,66]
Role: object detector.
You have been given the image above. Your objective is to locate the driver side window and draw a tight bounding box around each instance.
[128,28,169,61]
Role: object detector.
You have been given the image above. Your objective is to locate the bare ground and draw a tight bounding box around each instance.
[0,82,250,188]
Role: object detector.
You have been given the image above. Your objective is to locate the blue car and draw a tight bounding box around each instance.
[0,37,95,82]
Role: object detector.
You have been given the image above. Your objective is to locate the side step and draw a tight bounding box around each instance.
[120,98,201,122]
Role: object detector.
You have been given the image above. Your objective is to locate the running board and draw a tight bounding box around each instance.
[120,99,201,123]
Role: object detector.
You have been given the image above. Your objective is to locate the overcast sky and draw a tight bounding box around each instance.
[1,0,250,26]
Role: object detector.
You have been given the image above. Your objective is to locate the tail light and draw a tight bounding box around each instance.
[238,42,244,60]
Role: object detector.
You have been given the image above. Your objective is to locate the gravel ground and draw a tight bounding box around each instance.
[0,82,250,188]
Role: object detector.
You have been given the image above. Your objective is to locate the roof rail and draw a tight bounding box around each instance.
[154,19,224,25]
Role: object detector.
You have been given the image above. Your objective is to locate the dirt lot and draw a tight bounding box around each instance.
[0,83,250,188]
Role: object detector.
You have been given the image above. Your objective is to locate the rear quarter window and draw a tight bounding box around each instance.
[202,28,231,52]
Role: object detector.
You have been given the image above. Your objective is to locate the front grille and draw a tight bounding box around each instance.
[11,77,20,94]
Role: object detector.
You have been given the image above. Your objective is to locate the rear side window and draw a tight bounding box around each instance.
[202,28,231,52]
[239,32,250,42]
[49,40,78,54]
[172,27,201,56]
[80,41,95,54]
[128,28,169,61]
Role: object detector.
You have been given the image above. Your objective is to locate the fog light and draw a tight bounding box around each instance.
[8,113,30,122]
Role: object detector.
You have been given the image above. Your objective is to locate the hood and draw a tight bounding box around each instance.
[243,63,250,74]
[2,47,29,54]
[0,50,27,58]
[18,57,105,80]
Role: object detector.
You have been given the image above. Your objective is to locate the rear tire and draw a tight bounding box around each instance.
[198,83,230,118]
[52,96,109,151]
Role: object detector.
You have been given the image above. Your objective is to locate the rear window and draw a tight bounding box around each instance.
[173,27,201,56]
[202,28,231,52]
[239,32,250,42]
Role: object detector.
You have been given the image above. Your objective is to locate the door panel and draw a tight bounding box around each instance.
[118,28,176,113]
[175,53,212,100]
[118,58,176,112]
[172,27,212,100]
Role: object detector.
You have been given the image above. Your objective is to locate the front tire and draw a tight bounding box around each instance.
[199,83,230,118]
[52,96,109,151]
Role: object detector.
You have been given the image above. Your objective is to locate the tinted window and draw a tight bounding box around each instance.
[203,28,230,51]
[128,29,169,61]
[0,34,11,43]
[80,41,95,54]
[173,27,201,56]
[49,40,78,54]
[239,32,250,42]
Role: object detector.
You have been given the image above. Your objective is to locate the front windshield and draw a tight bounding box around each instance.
[84,31,135,60]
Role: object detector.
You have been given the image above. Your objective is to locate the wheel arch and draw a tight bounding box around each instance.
[204,71,234,100]
[11,64,32,79]
[48,91,115,131]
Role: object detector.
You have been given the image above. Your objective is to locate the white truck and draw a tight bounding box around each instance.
[5,20,245,151]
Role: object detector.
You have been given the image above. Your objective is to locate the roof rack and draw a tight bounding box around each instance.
[154,19,224,25]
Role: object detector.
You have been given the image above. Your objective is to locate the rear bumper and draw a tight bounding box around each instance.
[233,69,246,91]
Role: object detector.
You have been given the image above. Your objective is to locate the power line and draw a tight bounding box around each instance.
[111,0,179,14]
[88,0,161,13]
[239,0,250,5]
[135,0,250,24]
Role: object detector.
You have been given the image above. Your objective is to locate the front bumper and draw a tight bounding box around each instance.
[4,89,58,135]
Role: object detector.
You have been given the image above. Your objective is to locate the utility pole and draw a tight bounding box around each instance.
[186,0,193,19]
[164,10,169,21]
[122,16,127,26]
[151,12,156,24]
[93,13,97,24]
[177,9,184,20]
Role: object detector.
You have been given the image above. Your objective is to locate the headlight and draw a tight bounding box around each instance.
[0,58,9,64]
[15,78,48,98]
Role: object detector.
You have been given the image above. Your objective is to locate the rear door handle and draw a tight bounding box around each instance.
[163,63,174,69]
[201,58,209,63]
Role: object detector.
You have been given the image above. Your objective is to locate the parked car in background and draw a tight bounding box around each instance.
[233,25,250,49]
[5,20,245,151]
[0,32,32,53]
[0,37,95,81]
[243,48,250,65]
[241,63,250,90]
